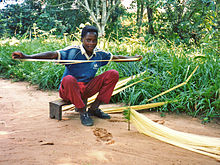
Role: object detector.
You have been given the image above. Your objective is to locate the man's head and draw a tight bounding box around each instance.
[81,26,98,56]
[81,25,98,38]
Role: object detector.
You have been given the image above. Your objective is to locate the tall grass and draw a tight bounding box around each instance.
[0,35,219,122]
[0,37,66,89]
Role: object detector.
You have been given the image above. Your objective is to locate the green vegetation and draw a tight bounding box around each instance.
[0,33,219,122]
[0,0,219,122]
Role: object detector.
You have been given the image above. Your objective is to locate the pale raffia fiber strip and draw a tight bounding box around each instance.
[147,66,199,102]
[130,109,220,161]
[17,58,140,64]
[113,71,146,90]
[102,101,168,113]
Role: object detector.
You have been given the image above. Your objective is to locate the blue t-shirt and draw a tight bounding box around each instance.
[57,45,113,83]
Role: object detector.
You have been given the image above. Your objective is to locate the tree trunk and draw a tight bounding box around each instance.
[78,0,120,37]
[147,5,154,35]
[137,0,140,24]
[137,0,144,35]
[101,0,107,36]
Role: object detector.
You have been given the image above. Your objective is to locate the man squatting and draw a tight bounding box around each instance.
[12,25,143,126]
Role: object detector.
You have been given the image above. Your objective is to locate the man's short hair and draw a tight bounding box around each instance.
[81,25,98,38]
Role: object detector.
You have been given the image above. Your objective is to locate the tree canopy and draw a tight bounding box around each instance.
[0,0,218,45]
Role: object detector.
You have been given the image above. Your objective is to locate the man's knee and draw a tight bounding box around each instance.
[108,69,119,81]
[62,75,77,83]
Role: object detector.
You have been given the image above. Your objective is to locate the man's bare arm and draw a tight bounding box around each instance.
[12,51,58,59]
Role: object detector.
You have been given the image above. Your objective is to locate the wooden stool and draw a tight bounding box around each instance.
[49,100,71,120]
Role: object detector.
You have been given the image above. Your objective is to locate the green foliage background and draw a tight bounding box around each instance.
[0,34,219,122]
[0,0,219,122]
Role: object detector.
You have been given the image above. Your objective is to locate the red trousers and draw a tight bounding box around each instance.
[59,70,119,109]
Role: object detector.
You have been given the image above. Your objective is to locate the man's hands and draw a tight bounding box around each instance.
[12,51,26,59]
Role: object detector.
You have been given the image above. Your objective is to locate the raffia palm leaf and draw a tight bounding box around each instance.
[130,109,220,161]
[102,101,168,113]
[147,66,198,102]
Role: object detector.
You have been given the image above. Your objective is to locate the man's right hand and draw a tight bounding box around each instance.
[12,51,26,59]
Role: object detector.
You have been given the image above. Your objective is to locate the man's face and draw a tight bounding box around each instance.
[82,32,98,55]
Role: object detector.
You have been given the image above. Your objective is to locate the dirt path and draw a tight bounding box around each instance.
[0,79,219,165]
